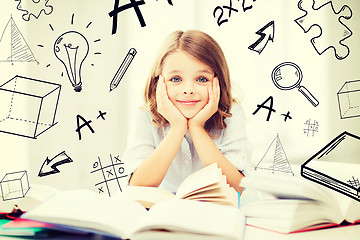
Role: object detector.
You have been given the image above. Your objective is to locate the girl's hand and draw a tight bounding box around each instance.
[188,77,220,131]
[156,75,187,132]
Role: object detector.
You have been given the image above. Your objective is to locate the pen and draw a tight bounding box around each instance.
[109,48,137,92]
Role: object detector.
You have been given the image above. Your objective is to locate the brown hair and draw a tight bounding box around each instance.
[144,30,235,135]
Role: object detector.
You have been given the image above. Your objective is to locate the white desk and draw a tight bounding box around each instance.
[244,224,360,240]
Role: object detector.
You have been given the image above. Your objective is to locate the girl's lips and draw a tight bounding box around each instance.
[177,100,200,106]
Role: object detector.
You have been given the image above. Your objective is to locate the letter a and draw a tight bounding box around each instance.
[252,96,276,121]
[75,114,95,140]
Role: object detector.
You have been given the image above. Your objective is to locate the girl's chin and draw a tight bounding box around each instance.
[180,111,198,119]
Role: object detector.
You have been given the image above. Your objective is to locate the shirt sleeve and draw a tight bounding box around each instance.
[216,103,252,176]
[122,109,156,184]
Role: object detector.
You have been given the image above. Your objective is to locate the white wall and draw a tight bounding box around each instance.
[0,0,359,202]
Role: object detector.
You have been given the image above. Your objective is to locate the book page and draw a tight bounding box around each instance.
[242,199,342,233]
[241,172,334,203]
[344,198,360,222]
[327,189,360,222]
[133,199,245,239]
[176,163,220,198]
[120,186,175,208]
[22,190,147,238]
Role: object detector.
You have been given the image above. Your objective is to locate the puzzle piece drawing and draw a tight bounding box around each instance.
[294,0,352,60]
[15,0,53,21]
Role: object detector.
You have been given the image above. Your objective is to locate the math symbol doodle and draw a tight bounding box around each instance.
[90,154,128,197]
[15,0,53,21]
[303,118,319,137]
[294,0,353,60]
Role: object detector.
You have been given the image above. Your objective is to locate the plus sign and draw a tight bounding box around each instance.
[97,110,107,120]
[281,111,292,122]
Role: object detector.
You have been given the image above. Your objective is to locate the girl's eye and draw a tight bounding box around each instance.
[197,77,209,83]
[170,77,181,82]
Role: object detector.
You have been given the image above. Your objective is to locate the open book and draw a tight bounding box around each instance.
[121,163,238,208]
[21,189,245,240]
[239,171,360,233]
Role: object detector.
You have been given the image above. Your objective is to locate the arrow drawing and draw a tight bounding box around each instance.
[248,20,275,54]
[38,151,73,177]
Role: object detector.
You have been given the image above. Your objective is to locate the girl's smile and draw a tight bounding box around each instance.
[177,100,200,106]
[161,50,215,119]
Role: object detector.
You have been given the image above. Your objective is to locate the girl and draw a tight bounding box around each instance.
[123,30,251,193]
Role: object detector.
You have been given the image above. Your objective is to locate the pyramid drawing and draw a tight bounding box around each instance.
[255,134,294,175]
[0,16,37,63]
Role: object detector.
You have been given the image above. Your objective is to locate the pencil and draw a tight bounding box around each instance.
[110,48,137,92]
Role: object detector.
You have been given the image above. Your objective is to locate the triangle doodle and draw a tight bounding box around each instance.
[255,134,294,175]
[0,16,38,63]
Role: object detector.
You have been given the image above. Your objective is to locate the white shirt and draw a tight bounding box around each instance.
[123,103,252,193]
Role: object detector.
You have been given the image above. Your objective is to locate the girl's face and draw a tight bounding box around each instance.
[161,50,215,119]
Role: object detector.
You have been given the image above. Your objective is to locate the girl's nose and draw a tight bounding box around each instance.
[183,81,194,94]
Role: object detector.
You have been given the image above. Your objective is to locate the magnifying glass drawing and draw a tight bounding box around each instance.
[271,62,319,107]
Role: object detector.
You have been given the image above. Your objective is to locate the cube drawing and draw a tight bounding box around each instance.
[337,80,360,119]
[0,75,61,138]
[0,171,30,201]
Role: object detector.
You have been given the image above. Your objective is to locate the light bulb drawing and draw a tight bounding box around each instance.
[54,31,89,92]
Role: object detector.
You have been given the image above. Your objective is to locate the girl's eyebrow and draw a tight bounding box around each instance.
[165,69,213,75]
[197,69,213,75]
[167,70,182,75]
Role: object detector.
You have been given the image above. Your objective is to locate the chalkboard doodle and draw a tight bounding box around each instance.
[0,171,30,201]
[337,80,360,119]
[38,151,73,177]
[213,0,258,26]
[0,17,38,64]
[109,0,174,34]
[294,0,353,60]
[271,62,319,107]
[15,0,53,21]
[255,134,294,176]
[37,14,101,89]
[303,118,319,137]
[0,75,61,139]
[90,154,128,197]
[110,48,137,92]
[301,131,360,202]
[248,21,275,54]
[54,31,89,92]
[252,96,293,122]
[75,110,107,140]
